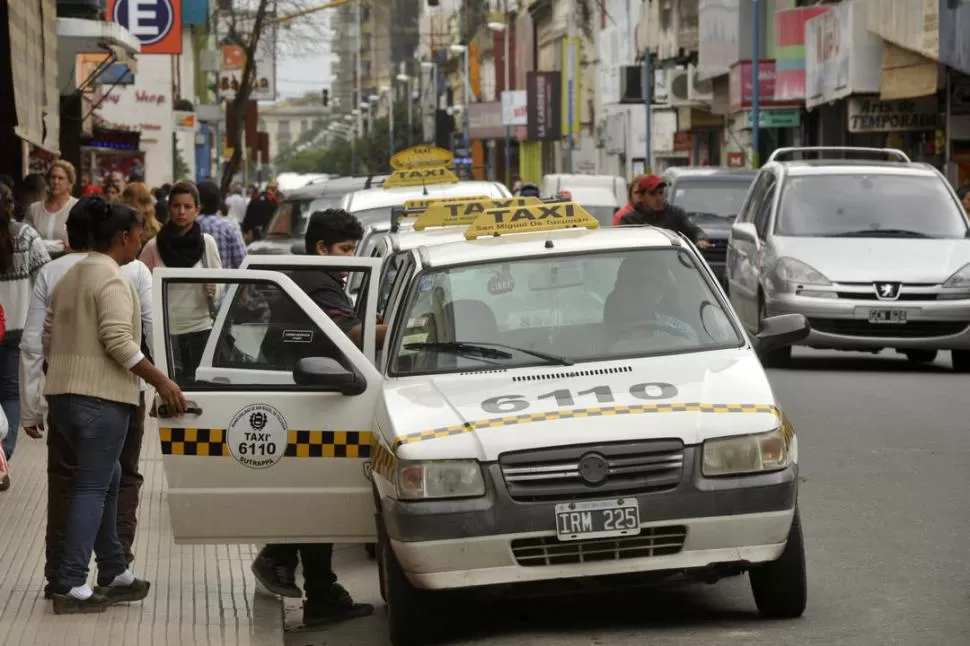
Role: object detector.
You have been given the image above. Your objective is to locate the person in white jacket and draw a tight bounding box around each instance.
[19,198,154,599]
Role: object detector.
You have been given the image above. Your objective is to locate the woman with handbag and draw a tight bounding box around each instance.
[139,181,221,386]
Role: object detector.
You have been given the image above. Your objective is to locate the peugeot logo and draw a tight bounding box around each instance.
[578,453,609,485]
[874,282,901,301]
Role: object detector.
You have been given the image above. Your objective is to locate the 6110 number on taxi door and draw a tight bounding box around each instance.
[481,382,679,414]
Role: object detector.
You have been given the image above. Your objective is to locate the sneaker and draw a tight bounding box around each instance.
[251,552,301,598]
[0,474,9,491]
[303,584,374,627]
[43,582,54,600]
[94,578,151,604]
[52,590,110,614]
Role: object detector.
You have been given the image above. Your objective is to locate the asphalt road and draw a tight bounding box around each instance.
[288,348,970,646]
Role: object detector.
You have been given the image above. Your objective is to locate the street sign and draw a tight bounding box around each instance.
[746,108,801,129]
[389,145,454,171]
[108,0,183,55]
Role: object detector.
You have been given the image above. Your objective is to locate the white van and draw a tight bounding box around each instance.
[541,174,626,226]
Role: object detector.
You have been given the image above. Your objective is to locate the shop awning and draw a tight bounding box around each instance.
[57,18,141,96]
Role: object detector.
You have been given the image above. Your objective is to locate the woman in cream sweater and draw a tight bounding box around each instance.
[43,197,185,614]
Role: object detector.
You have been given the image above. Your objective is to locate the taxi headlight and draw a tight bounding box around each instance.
[702,428,791,477]
[396,460,486,500]
[942,263,970,288]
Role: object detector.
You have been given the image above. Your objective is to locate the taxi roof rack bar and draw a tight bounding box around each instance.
[390,206,426,233]
[767,146,911,164]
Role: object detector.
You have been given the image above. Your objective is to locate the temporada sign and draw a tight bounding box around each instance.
[847,97,941,133]
[526,71,562,141]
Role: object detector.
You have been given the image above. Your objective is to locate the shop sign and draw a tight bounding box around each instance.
[526,71,562,141]
[219,39,276,102]
[805,0,881,111]
[746,108,801,129]
[107,0,183,55]
[501,91,528,127]
[774,6,831,102]
[173,111,196,133]
[847,97,941,133]
[728,60,776,112]
[135,90,166,105]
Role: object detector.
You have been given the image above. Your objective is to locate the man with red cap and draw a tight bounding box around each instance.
[618,175,711,249]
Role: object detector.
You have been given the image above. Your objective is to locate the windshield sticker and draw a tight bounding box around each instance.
[487,275,515,295]
[281,329,314,343]
[226,404,289,469]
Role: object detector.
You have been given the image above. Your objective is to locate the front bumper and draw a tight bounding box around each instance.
[767,291,970,350]
[382,448,797,590]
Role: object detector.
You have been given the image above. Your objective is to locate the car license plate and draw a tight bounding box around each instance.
[868,309,908,324]
[554,498,641,542]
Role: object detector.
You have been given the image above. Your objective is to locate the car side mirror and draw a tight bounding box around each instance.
[294,357,366,395]
[755,314,810,354]
[731,221,759,245]
[291,242,306,255]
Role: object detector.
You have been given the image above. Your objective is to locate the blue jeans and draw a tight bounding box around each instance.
[50,394,132,589]
[0,342,21,459]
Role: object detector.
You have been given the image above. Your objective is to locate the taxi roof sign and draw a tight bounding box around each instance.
[414,197,542,230]
[389,145,454,171]
[403,195,490,211]
[383,166,460,189]
[464,201,600,240]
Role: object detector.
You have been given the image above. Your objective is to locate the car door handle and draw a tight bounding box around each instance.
[157,402,203,417]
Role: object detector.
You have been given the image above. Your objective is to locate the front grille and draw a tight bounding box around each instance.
[809,318,968,339]
[499,440,685,502]
[834,292,938,301]
[511,526,688,566]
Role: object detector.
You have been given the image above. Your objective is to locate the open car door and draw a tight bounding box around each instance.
[151,265,381,544]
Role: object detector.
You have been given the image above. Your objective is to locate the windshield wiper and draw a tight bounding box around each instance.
[828,229,931,238]
[404,341,573,366]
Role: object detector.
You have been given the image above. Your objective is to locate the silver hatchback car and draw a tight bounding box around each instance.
[726,147,970,371]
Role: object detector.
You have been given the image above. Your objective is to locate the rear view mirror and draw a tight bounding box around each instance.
[755,314,810,354]
[731,221,758,244]
[294,357,366,395]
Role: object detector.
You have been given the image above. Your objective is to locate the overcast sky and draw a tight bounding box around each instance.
[273,11,336,101]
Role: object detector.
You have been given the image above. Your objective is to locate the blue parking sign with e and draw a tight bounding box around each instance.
[113,0,174,46]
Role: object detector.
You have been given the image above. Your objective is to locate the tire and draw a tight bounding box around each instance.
[903,349,937,364]
[758,299,792,368]
[381,529,438,645]
[749,509,807,619]
[952,350,970,373]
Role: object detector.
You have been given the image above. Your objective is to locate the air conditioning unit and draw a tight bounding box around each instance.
[688,64,714,102]
[667,68,690,105]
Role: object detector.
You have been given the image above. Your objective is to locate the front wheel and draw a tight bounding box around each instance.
[903,349,937,364]
[952,350,970,373]
[749,509,807,619]
[382,531,442,645]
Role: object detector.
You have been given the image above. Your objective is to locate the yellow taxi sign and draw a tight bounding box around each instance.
[389,145,454,171]
[464,201,600,240]
[403,195,491,211]
[414,197,543,230]
[383,166,460,189]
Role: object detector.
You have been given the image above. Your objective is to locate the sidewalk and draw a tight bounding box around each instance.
[0,418,284,645]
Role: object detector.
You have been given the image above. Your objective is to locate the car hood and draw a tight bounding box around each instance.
[380,348,779,462]
[773,236,970,283]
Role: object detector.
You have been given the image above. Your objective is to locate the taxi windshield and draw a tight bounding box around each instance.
[390,248,743,376]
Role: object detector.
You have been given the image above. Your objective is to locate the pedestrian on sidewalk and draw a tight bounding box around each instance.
[0,183,50,474]
[140,181,222,385]
[121,181,162,249]
[25,161,79,254]
[196,180,247,269]
[20,198,155,593]
[251,209,381,627]
[43,196,185,614]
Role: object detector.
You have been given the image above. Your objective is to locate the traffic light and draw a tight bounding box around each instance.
[322,88,329,106]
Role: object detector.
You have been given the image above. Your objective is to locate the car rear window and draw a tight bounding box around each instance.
[775,174,969,239]
[669,178,754,218]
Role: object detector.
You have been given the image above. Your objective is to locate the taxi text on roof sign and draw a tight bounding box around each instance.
[403,195,490,211]
[414,197,543,230]
[383,166,460,189]
[389,145,454,171]
[464,201,600,240]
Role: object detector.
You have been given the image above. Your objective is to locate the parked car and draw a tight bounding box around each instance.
[663,167,758,286]
[726,146,970,370]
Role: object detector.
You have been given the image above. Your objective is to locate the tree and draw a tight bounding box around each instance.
[219,1,338,195]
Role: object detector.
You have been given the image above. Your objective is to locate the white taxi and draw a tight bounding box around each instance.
[151,202,810,645]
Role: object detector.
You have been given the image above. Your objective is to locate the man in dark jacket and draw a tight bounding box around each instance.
[618,175,711,249]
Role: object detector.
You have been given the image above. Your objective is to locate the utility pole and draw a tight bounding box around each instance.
[503,0,511,187]
[643,51,652,174]
[565,0,575,173]
[354,0,361,174]
[751,0,761,169]
[388,87,395,159]
[462,2,471,179]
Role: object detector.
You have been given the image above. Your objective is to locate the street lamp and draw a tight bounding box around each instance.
[489,11,511,187]
[450,43,470,174]
[397,72,413,147]
[380,84,394,159]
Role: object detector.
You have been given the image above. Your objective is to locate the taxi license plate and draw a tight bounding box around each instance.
[555,499,641,542]
[868,309,907,324]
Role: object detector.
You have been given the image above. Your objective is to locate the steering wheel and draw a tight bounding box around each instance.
[614,320,695,342]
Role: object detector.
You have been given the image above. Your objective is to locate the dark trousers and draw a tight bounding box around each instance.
[0,341,22,459]
[173,330,209,386]
[46,393,146,583]
[49,394,132,588]
[264,543,337,601]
